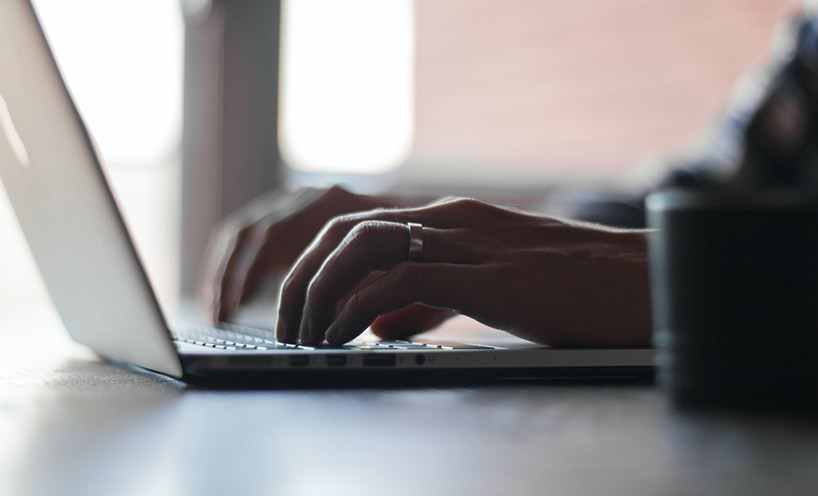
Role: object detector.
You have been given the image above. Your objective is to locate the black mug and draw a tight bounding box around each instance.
[646,189,818,409]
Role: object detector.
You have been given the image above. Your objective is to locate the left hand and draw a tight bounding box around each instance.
[201,186,383,322]
[276,198,652,347]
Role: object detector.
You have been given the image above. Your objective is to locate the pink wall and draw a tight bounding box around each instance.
[414,0,799,175]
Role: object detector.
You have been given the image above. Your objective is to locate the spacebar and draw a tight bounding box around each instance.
[254,343,315,350]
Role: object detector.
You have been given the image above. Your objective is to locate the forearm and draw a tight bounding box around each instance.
[366,192,548,212]
[579,230,652,347]
[532,228,653,348]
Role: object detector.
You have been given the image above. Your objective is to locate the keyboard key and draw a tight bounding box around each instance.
[175,322,496,352]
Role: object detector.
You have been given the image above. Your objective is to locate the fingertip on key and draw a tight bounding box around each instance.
[276,320,292,344]
[297,319,311,344]
[215,305,226,324]
[325,322,343,346]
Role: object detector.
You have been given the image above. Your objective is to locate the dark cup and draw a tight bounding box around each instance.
[646,190,818,409]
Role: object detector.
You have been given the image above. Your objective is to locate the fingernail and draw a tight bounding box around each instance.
[217,305,229,323]
[220,307,233,323]
[298,319,311,344]
[326,321,341,345]
[275,320,288,343]
[219,298,235,321]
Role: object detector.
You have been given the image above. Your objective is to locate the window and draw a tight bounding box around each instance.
[0,0,184,312]
[280,0,415,175]
[280,0,799,187]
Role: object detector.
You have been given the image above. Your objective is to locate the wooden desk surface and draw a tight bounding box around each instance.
[1,311,817,496]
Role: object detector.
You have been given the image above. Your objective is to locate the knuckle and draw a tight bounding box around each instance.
[340,290,366,326]
[389,262,420,288]
[453,197,482,210]
[431,195,460,207]
[262,218,281,237]
[347,220,383,245]
[235,222,263,244]
[227,224,250,244]
[428,197,484,223]
[346,290,363,314]
[304,275,325,304]
[324,214,353,239]
[326,184,349,198]
[432,197,482,216]
[279,276,299,301]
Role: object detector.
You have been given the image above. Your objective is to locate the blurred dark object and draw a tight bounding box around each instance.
[569,10,818,227]
[559,164,724,229]
[557,190,646,228]
[647,190,818,410]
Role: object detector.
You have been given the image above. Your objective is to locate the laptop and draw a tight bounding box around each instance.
[0,0,653,383]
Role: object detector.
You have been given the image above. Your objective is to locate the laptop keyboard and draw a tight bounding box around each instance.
[173,322,494,351]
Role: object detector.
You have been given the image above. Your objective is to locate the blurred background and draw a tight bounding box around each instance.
[0,0,800,321]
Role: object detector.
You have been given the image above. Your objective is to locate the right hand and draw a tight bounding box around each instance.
[203,185,455,338]
[273,198,651,346]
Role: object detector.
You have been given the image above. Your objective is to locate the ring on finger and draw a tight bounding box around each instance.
[407,222,424,262]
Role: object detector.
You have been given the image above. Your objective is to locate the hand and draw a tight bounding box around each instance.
[203,186,383,322]
[277,198,652,347]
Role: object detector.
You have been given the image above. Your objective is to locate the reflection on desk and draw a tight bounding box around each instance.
[1,310,817,496]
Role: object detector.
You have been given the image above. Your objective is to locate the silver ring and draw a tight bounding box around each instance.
[407,222,424,262]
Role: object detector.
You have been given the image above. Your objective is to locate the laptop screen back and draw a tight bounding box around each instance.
[0,0,182,377]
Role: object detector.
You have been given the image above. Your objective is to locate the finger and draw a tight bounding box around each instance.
[276,219,355,342]
[299,221,478,343]
[275,198,484,343]
[297,220,406,343]
[212,225,264,322]
[236,222,292,305]
[225,188,328,308]
[207,188,314,322]
[324,262,471,345]
[240,188,366,304]
[370,305,457,340]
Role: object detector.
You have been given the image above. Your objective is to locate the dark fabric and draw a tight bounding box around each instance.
[571,4,818,228]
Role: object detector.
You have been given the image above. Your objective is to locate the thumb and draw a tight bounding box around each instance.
[370,304,456,340]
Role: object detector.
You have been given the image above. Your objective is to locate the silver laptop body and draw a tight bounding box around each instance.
[0,0,653,382]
